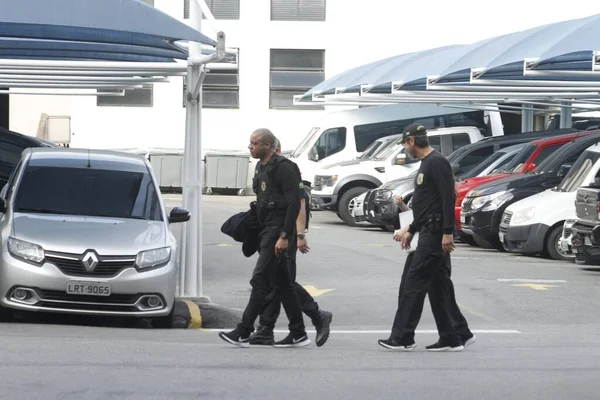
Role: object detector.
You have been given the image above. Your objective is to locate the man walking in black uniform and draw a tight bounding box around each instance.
[378,123,471,352]
[219,128,310,348]
[249,139,333,347]
[392,195,475,348]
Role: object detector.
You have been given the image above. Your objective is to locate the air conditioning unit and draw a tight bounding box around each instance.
[37,113,72,145]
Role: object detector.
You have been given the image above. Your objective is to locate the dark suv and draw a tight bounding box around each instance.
[0,126,57,189]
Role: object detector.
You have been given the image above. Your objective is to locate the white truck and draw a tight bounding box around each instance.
[311,126,485,226]
[286,103,504,186]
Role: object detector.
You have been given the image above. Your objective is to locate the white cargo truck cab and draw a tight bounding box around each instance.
[501,142,600,261]
[312,126,485,226]
[288,103,504,185]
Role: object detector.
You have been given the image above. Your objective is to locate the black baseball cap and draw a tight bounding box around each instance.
[400,123,428,144]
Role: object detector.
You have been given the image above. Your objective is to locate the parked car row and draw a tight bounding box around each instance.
[309,124,600,266]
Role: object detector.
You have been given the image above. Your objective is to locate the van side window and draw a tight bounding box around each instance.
[312,128,346,161]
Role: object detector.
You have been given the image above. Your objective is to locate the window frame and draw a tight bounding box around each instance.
[269,48,325,110]
[270,0,326,21]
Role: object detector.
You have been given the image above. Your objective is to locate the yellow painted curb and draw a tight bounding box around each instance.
[183,300,202,329]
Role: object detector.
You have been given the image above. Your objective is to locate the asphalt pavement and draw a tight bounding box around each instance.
[1,193,600,399]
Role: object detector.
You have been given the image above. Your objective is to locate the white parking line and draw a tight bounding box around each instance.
[203,328,521,334]
[497,279,567,283]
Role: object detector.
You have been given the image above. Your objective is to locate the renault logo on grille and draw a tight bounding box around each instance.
[82,251,99,272]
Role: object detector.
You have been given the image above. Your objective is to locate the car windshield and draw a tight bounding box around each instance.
[374,140,404,161]
[461,151,506,177]
[534,141,573,174]
[357,140,386,160]
[497,143,536,173]
[557,150,600,192]
[13,166,163,221]
[290,127,320,158]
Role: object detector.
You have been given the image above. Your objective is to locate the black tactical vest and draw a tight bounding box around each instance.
[252,154,290,227]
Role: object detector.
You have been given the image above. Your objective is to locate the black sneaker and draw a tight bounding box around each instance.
[462,333,477,348]
[218,329,250,348]
[425,340,464,352]
[313,310,333,347]
[249,325,274,346]
[273,333,311,348]
[377,338,417,351]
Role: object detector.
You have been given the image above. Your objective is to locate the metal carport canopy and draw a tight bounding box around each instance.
[0,0,227,299]
[295,13,600,110]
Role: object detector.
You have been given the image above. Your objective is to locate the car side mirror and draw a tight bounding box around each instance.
[0,198,6,214]
[394,153,418,165]
[169,207,191,223]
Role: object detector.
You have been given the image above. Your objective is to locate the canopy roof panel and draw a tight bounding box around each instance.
[298,13,600,103]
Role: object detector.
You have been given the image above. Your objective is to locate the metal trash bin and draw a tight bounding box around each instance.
[149,152,184,193]
[204,151,250,195]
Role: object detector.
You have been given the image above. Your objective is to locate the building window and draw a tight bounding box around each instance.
[183,50,239,109]
[271,0,326,21]
[184,0,240,20]
[141,0,154,6]
[97,85,154,107]
[269,49,325,110]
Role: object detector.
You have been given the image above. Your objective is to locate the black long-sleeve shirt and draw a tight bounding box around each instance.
[272,160,302,237]
[408,150,456,235]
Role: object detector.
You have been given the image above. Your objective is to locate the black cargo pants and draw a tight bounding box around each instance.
[259,234,320,329]
[389,228,467,345]
[237,226,306,338]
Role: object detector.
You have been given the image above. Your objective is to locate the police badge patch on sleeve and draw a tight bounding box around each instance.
[417,173,424,185]
[260,181,267,191]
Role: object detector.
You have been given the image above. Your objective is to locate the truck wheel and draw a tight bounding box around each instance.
[380,224,395,232]
[486,235,506,252]
[338,187,369,227]
[545,224,575,261]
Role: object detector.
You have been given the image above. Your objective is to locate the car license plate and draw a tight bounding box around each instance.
[499,232,505,243]
[460,214,465,223]
[67,280,111,296]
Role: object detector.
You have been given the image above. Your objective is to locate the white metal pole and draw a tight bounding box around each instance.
[179,0,204,298]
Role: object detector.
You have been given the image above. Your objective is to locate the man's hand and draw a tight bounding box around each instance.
[442,234,455,253]
[298,236,309,254]
[393,226,408,242]
[401,231,413,250]
[394,195,404,206]
[275,237,288,256]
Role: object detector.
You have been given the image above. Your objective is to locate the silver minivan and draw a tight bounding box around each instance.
[0,148,190,325]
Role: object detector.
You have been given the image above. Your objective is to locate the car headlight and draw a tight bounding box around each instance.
[470,190,513,212]
[135,247,171,270]
[7,238,45,264]
[374,189,393,203]
[315,175,338,187]
[511,206,536,224]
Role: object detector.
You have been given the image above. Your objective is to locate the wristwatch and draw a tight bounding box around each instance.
[297,233,305,240]
[280,231,288,239]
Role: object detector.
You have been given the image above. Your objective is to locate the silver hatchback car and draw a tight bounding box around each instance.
[0,148,190,325]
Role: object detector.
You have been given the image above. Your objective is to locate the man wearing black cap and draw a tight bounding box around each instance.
[378,123,471,352]
[249,138,333,347]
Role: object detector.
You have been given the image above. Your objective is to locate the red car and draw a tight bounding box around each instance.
[455,131,592,235]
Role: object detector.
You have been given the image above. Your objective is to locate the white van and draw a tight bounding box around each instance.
[500,142,600,261]
[312,126,485,226]
[288,103,504,185]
